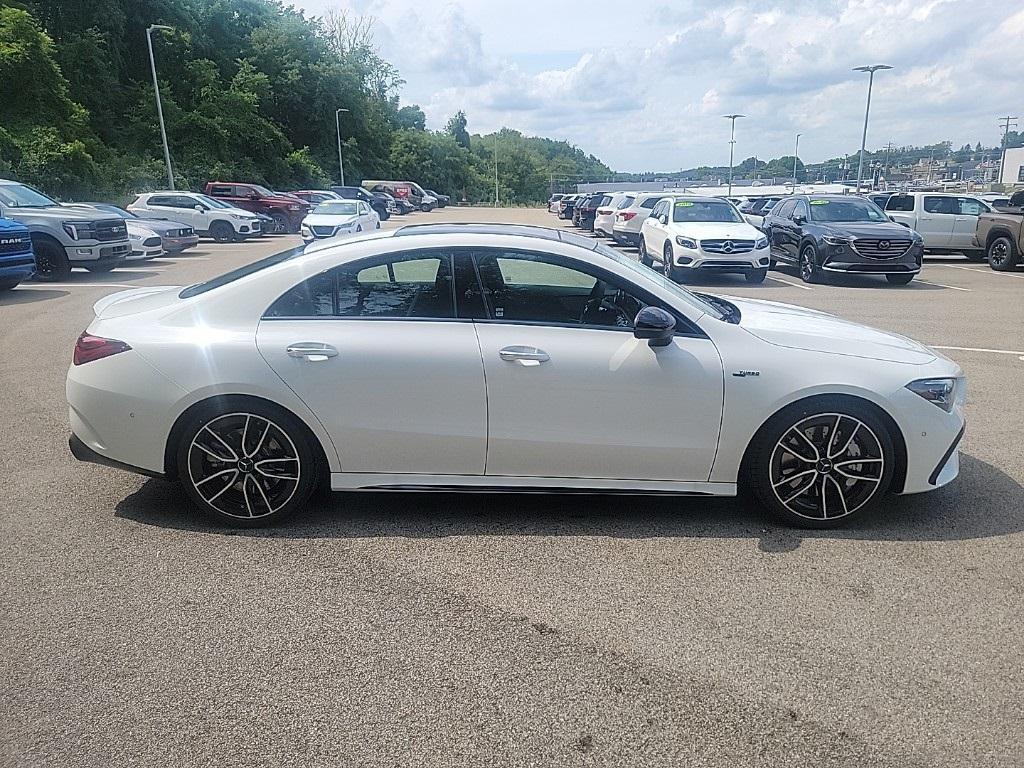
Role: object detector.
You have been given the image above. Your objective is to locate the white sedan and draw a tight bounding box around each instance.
[67,225,966,528]
[300,200,380,244]
[640,196,771,283]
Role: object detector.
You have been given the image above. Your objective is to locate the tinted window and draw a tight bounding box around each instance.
[473,250,647,329]
[147,195,177,207]
[808,199,886,222]
[671,200,743,223]
[886,195,915,212]
[209,186,234,196]
[599,195,613,206]
[772,199,796,219]
[617,196,636,209]
[923,196,957,214]
[639,196,660,209]
[264,251,455,320]
[793,200,809,220]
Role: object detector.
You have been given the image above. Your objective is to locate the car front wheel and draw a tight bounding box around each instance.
[31,239,71,282]
[662,243,681,282]
[176,402,320,527]
[747,399,895,528]
[210,221,234,242]
[798,244,823,284]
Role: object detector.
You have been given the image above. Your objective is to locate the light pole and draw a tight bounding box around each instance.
[853,64,892,192]
[493,133,499,207]
[793,133,802,183]
[723,114,744,196]
[146,24,174,189]
[335,108,349,186]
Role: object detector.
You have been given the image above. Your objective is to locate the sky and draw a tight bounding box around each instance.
[295,0,1023,173]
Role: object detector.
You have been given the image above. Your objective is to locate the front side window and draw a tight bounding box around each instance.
[473,250,647,329]
[923,196,956,214]
[957,198,986,216]
[671,200,743,223]
[885,195,915,212]
[793,200,810,220]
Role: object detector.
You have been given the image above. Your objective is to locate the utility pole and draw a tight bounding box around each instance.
[493,133,499,207]
[146,25,175,189]
[853,64,892,192]
[723,114,745,196]
[335,108,349,187]
[793,133,802,183]
[998,116,1018,184]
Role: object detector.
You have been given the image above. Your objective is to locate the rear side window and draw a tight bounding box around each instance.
[923,196,956,214]
[617,196,635,209]
[209,185,234,196]
[773,199,796,219]
[639,196,660,209]
[886,195,914,212]
[148,195,177,207]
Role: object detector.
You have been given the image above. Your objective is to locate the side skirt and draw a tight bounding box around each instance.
[330,472,736,496]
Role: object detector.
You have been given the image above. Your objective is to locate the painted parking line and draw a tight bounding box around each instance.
[931,345,1024,356]
[765,275,813,290]
[915,279,971,292]
[935,264,1024,280]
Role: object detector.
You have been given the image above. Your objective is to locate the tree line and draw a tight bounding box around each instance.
[0,0,611,203]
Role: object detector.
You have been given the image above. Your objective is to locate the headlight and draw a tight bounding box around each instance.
[755,237,768,249]
[300,225,311,235]
[906,377,958,412]
[823,235,851,246]
[675,236,697,249]
[230,213,248,220]
[62,221,96,240]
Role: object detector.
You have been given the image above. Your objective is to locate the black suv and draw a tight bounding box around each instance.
[763,194,923,285]
[330,186,391,220]
[574,193,608,231]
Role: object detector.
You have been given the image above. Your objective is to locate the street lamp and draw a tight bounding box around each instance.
[146,24,174,190]
[335,108,349,187]
[853,64,892,192]
[723,114,745,196]
[793,133,802,183]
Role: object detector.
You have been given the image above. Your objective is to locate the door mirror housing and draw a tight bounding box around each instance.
[792,214,806,225]
[194,204,206,212]
[658,214,668,225]
[633,307,676,347]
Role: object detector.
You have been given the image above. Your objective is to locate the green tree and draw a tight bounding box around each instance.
[446,111,470,149]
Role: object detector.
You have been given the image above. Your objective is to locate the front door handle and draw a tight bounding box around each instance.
[286,342,338,362]
[499,345,550,366]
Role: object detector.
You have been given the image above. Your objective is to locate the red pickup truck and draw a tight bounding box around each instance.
[203,182,309,234]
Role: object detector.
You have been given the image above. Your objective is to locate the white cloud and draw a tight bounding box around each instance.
[298,0,1024,172]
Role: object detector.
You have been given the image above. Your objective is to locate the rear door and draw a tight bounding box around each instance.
[256,249,488,476]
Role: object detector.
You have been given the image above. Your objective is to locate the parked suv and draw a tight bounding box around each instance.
[0,216,35,290]
[885,192,988,260]
[0,179,130,281]
[575,193,607,230]
[202,182,309,233]
[329,186,391,221]
[611,192,663,246]
[974,193,1023,271]
[128,192,262,242]
[763,195,923,285]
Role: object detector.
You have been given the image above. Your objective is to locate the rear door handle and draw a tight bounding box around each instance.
[286,342,338,362]
[499,345,550,366]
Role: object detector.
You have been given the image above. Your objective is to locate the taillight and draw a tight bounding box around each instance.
[621,212,637,221]
[73,332,131,365]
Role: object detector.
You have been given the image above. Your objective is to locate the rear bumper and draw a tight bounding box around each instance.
[163,235,200,252]
[611,230,640,246]
[69,433,164,479]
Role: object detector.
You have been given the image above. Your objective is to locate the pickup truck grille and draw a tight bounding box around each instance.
[0,234,32,255]
[94,219,128,242]
[700,239,756,254]
[852,238,913,259]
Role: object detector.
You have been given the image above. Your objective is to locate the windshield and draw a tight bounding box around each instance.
[579,237,725,320]
[671,200,743,223]
[196,194,232,209]
[251,185,274,197]
[0,183,58,208]
[314,201,359,216]
[808,198,887,222]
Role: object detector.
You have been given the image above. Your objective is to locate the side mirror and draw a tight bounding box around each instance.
[633,307,676,347]
[792,214,806,225]
[194,204,206,212]
[888,215,895,222]
[659,215,668,225]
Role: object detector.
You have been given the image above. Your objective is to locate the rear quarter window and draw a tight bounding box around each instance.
[886,195,915,212]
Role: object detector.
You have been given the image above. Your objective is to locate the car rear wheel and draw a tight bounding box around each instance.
[987,235,1019,271]
[798,244,823,284]
[747,399,895,528]
[210,221,234,242]
[746,267,768,283]
[176,403,320,527]
[31,239,71,282]
[885,273,914,285]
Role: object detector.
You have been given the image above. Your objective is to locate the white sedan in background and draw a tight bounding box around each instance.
[67,224,965,529]
[640,196,772,283]
[300,200,380,244]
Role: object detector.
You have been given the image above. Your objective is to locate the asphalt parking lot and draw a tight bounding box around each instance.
[1,206,1022,767]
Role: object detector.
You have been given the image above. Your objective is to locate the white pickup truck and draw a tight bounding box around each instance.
[883,192,989,260]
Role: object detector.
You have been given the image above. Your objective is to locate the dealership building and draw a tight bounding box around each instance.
[1000,147,1024,184]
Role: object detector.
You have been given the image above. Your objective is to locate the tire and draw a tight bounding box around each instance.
[746,397,895,528]
[31,238,71,282]
[987,235,1019,272]
[378,208,390,221]
[85,262,117,273]
[746,267,768,284]
[210,221,234,243]
[639,238,653,267]
[175,400,321,527]
[270,212,289,234]
[885,273,914,285]
[421,203,431,212]
[662,243,681,282]
[798,243,823,284]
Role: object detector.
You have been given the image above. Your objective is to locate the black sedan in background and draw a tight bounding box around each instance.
[425,189,450,208]
[762,195,923,285]
[558,194,579,220]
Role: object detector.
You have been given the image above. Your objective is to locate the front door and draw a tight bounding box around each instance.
[952,197,985,251]
[469,248,724,481]
[255,249,487,476]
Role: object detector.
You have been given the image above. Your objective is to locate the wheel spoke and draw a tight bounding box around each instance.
[829,421,861,459]
[193,440,234,462]
[255,457,299,481]
[250,475,275,513]
[825,415,842,457]
[819,474,829,518]
[825,474,849,517]
[242,475,255,517]
[782,473,818,504]
[205,470,239,504]
[204,425,239,461]
[246,419,271,458]
[195,468,236,488]
[773,468,816,489]
[784,426,820,462]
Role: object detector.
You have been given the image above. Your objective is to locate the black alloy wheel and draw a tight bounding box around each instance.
[31,239,71,282]
[987,235,1019,272]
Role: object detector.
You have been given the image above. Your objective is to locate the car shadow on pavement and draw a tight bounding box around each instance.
[114,453,1023,551]
[0,288,69,305]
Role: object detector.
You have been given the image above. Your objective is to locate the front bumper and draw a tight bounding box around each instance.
[890,377,966,495]
[0,254,36,282]
[64,241,131,264]
[672,246,771,272]
[821,243,922,274]
[163,235,200,253]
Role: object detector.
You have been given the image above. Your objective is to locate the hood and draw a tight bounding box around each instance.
[5,205,112,223]
[304,213,359,227]
[93,286,181,319]
[125,220,160,238]
[671,221,764,241]
[818,221,917,239]
[0,217,29,235]
[724,295,936,364]
[266,194,308,208]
